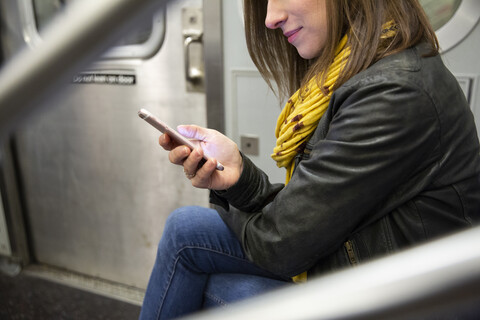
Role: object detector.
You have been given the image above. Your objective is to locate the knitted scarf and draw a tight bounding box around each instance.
[272,34,350,184]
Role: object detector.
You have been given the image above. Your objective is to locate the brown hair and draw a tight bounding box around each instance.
[244,0,439,101]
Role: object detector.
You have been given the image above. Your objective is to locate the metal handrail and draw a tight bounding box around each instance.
[183,226,480,320]
[0,0,168,139]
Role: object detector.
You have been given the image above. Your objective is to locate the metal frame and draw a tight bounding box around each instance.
[0,166,12,257]
[436,0,480,52]
[0,140,30,265]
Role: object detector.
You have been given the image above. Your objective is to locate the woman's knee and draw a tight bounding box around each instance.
[160,206,220,249]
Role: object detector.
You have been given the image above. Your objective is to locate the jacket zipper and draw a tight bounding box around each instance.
[344,240,358,266]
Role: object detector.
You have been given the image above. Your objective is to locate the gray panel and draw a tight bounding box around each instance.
[204,0,224,132]
[0,191,11,256]
[15,0,207,289]
[0,143,30,264]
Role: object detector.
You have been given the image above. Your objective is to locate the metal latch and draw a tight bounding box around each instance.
[182,7,204,92]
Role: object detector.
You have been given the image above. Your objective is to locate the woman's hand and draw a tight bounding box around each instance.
[159,125,243,190]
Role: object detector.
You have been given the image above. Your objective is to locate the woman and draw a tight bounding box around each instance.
[139,0,480,319]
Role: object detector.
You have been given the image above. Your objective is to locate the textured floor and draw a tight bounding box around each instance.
[0,272,141,320]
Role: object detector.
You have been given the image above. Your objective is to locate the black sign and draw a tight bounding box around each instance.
[73,73,136,85]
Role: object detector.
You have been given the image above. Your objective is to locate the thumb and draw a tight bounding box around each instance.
[177,125,208,141]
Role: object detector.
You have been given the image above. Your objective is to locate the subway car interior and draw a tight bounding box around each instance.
[0,0,480,319]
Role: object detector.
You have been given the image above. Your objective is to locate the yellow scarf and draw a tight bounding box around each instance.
[271,23,397,283]
[272,34,350,184]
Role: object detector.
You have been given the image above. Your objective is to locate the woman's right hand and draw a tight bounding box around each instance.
[159,125,243,190]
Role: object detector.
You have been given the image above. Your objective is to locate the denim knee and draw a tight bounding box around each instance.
[160,206,216,252]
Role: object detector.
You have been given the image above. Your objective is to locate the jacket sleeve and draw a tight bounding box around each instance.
[212,77,441,278]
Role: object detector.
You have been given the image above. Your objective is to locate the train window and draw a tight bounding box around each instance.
[32,0,65,32]
[420,0,480,52]
[20,0,165,59]
[419,0,462,30]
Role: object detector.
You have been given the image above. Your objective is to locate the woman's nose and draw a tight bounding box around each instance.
[265,1,287,30]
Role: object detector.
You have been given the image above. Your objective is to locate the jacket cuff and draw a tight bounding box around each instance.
[210,154,261,210]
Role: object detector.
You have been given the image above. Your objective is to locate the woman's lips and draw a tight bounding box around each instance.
[284,28,301,43]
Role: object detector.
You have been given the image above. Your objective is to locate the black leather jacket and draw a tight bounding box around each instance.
[211,44,480,278]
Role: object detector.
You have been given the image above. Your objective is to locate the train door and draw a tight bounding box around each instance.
[220,0,480,185]
[1,0,211,302]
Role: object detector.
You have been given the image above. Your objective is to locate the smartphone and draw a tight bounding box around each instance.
[138,108,224,171]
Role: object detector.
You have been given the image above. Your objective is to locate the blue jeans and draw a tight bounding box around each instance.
[139,206,290,320]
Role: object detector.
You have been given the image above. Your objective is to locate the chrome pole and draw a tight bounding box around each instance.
[0,0,168,137]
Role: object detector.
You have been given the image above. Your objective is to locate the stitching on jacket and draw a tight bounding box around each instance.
[381,217,394,252]
[412,200,428,239]
[452,183,469,223]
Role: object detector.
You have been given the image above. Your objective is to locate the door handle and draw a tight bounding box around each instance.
[184,34,203,83]
[182,7,204,92]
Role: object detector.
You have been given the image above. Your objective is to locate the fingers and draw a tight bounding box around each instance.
[158,128,222,189]
[182,147,205,175]
[158,133,171,150]
[160,133,191,166]
[181,148,217,189]
[167,145,206,175]
[159,133,176,150]
[168,145,191,165]
[188,157,217,189]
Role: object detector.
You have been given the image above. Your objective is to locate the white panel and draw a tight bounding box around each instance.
[455,74,477,107]
[223,1,287,185]
[232,70,286,184]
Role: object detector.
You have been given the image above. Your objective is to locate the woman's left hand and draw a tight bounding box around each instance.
[159,125,243,190]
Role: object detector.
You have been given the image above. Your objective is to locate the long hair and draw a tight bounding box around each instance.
[244,0,439,101]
